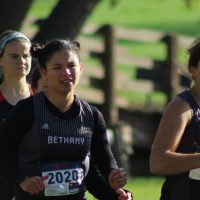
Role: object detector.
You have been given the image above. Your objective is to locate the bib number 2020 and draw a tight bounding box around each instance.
[48,170,79,184]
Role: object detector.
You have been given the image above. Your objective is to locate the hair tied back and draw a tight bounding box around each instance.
[30,43,45,58]
[72,40,80,50]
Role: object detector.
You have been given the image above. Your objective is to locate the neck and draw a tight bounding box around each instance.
[1,76,28,94]
[0,77,30,105]
[45,90,74,113]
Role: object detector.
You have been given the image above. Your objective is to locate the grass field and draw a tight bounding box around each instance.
[89,0,200,37]
[85,176,164,200]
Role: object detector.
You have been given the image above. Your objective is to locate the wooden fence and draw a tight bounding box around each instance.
[76,24,195,174]
[77,24,194,125]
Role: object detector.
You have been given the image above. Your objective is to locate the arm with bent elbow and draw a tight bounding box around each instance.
[150,97,200,175]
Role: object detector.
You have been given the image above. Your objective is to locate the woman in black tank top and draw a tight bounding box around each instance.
[150,39,200,200]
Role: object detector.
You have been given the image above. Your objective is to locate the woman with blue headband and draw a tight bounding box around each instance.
[0,30,33,200]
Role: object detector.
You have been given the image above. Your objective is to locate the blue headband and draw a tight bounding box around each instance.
[0,32,31,55]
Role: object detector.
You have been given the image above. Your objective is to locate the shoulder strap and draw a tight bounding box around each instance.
[178,90,199,109]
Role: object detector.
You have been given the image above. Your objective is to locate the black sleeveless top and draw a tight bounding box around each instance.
[160,90,200,200]
[176,90,200,153]
[18,92,94,176]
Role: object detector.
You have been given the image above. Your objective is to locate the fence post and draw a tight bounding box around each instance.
[97,25,118,126]
[162,34,179,102]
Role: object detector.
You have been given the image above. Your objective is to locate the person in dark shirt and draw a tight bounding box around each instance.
[0,39,132,200]
[150,39,200,200]
[0,30,32,200]
[31,66,133,200]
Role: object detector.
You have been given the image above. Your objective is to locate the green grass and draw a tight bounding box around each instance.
[85,176,164,200]
[27,0,58,18]
[120,40,166,61]
[128,176,164,200]
[90,0,200,37]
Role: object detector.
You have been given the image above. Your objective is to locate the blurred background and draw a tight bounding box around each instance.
[2,0,200,199]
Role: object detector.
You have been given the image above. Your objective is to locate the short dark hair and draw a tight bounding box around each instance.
[188,39,200,69]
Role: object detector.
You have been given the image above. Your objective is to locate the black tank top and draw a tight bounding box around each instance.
[176,90,200,153]
[17,92,95,198]
[160,90,200,200]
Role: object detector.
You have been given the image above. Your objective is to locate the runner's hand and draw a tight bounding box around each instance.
[19,176,48,195]
[108,168,127,189]
[117,188,133,200]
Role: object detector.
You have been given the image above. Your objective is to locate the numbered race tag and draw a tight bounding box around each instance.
[42,162,84,196]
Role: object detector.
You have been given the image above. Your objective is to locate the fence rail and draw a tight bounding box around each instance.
[77,23,194,125]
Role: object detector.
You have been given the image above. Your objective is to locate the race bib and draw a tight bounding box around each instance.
[42,162,84,196]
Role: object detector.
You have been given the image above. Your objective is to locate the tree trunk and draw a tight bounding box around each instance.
[0,0,33,33]
[33,0,100,43]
